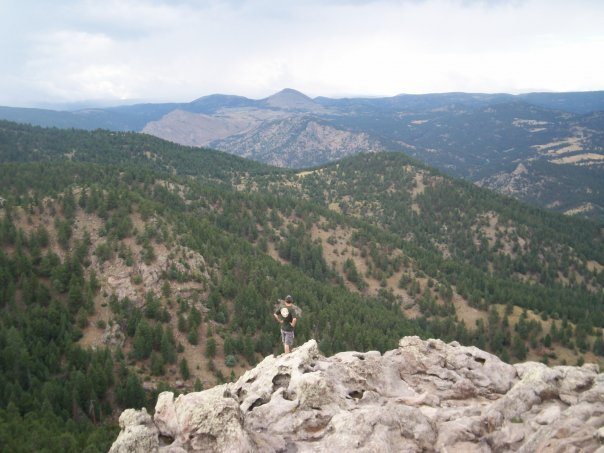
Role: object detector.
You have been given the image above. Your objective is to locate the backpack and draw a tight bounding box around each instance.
[274,301,302,320]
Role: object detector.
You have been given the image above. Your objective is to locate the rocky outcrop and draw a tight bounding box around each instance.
[109,408,159,453]
[101,323,125,348]
[476,163,538,199]
[142,109,284,147]
[142,104,384,169]
[215,116,384,168]
[110,337,604,452]
[98,243,209,306]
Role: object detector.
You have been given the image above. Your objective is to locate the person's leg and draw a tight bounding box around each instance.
[284,331,294,354]
[281,330,287,354]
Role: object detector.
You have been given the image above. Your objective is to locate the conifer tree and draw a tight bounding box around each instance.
[180,358,190,380]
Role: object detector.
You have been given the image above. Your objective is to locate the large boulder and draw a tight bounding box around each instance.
[109,408,159,453]
[154,387,253,452]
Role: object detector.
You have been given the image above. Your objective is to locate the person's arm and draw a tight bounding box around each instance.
[273,309,283,324]
[291,316,297,328]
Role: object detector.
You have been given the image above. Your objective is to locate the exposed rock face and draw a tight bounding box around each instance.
[153,388,254,452]
[101,323,125,348]
[216,116,384,168]
[109,408,159,453]
[110,337,604,452]
[476,163,540,199]
[142,108,287,147]
[142,103,384,169]
[98,243,209,307]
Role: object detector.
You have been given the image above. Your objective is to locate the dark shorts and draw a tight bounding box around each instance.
[281,329,295,346]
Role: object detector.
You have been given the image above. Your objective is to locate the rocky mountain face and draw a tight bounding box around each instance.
[142,90,383,168]
[142,108,281,147]
[110,337,604,452]
[215,116,384,168]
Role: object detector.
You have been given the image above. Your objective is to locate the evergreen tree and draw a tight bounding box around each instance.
[512,335,527,360]
[205,338,216,358]
[150,353,165,376]
[133,319,152,359]
[68,276,83,313]
[180,358,190,380]
[117,373,146,409]
[161,329,177,364]
[593,336,604,356]
[187,328,198,345]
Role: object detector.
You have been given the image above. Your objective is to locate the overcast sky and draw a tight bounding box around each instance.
[1,0,603,107]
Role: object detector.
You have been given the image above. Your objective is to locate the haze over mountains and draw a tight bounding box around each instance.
[1,89,603,221]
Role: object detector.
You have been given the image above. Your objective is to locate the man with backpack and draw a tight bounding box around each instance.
[273,295,297,354]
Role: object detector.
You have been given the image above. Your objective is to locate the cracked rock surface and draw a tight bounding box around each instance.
[110,337,604,452]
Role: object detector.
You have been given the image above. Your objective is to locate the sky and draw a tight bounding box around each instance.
[1,0,603,107]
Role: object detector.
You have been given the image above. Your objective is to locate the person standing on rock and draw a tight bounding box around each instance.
[274,295,297,354]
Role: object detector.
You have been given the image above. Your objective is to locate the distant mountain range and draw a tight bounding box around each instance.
[1,88,603,220]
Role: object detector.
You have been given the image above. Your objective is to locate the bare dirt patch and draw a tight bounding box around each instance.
[266,241,288,265]
[411,172,426,198]
[453,295,488,327]
[552,153,604,165]
[586,260,603,273]
[533,136,583,154]
[565,203,596,216]
[79,295,113,348]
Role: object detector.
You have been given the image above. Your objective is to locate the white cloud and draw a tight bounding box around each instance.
[0,0,603,106]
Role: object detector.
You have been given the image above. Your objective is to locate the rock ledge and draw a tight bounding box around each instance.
[110,337,604,452]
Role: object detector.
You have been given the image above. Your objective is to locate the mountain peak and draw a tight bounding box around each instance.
[264,88,321,111]
[270,88,311,99]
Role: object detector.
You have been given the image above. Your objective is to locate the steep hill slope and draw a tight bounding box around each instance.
[0,121,602,449]
[0,122,418,450]
[215,116,384,167]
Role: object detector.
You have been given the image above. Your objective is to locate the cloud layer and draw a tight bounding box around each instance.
[1,0,603,106]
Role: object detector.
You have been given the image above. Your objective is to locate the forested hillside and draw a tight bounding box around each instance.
[2,90,603,220]
[0,121,602,450]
